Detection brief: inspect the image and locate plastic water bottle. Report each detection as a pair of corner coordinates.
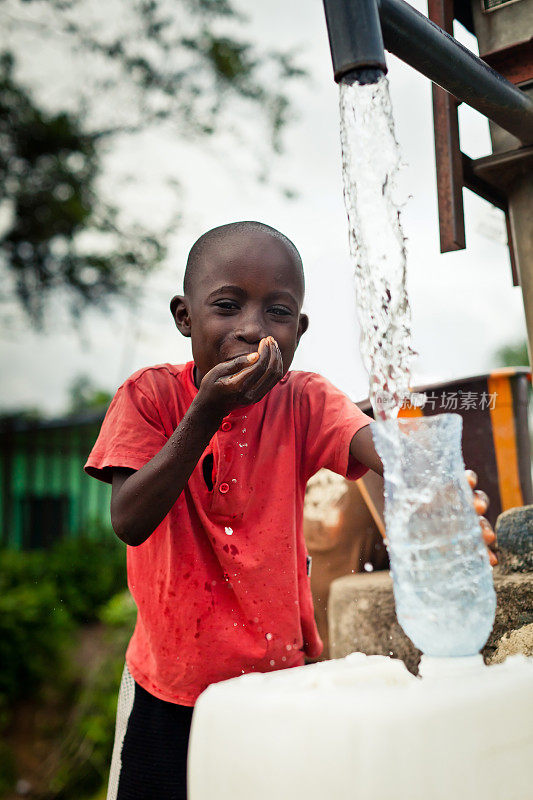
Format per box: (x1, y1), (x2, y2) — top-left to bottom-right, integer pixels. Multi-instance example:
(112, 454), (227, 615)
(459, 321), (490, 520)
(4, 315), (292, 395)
(371, 413), (496, 656)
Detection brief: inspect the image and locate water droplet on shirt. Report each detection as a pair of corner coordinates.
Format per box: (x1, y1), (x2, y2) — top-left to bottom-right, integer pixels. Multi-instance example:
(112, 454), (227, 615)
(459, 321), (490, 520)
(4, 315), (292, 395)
(364, 562), (374, 572)
(286, 644), (292, 651)
(265, 632), (273, 641)
(282, 656), (286, 662)
(225, 527), (233, 535)
(269, 659), (275, 666)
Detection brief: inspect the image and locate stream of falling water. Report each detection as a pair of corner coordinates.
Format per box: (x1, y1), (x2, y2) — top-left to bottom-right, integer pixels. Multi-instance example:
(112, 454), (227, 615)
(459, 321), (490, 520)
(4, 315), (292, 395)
(339, 73), (415, 419)
(339, 72), (497, 657)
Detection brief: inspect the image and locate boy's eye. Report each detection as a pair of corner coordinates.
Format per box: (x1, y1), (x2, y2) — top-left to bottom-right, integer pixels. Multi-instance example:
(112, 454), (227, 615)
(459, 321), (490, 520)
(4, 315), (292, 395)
(268, 305), (292, 317)
(214, 300), (239, 311)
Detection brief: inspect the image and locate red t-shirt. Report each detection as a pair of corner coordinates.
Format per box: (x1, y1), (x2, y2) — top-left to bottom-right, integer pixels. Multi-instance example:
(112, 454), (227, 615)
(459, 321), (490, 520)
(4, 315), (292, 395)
(85, 362), (371, 705)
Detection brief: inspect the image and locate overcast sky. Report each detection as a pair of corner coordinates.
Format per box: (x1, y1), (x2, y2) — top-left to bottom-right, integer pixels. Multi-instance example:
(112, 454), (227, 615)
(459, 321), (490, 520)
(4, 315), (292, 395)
(0, 0), (527, 415)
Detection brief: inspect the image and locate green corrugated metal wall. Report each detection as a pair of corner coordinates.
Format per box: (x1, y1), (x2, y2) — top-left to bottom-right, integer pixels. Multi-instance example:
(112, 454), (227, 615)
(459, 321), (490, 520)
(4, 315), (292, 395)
(0, 414), (111, 549)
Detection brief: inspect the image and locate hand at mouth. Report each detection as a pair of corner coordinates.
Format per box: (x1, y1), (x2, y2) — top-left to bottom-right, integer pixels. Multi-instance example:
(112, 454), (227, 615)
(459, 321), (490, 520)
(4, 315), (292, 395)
(224, 337), (279, 363)
(198, 337), (283, 416)
(224, 350), (257, 362)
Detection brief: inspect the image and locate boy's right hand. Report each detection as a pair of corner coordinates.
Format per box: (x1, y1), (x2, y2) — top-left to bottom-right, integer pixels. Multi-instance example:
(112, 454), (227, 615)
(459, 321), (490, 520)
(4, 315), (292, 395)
(196, 336), (283, 417)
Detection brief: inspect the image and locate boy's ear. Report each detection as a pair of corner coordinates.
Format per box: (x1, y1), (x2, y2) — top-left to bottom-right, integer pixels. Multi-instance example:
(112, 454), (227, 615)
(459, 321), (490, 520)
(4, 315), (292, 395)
(170, 295), (191, 337)
(296, 313), (309, 344)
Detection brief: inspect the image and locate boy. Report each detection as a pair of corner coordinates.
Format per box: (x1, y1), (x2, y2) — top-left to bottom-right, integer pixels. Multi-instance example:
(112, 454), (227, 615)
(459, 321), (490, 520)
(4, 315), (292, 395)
(85, 220), (494, 800)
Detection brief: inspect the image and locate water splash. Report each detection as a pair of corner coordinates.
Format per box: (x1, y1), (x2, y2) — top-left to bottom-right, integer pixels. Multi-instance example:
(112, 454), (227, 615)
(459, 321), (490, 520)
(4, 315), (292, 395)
(339, 73), (415, 419)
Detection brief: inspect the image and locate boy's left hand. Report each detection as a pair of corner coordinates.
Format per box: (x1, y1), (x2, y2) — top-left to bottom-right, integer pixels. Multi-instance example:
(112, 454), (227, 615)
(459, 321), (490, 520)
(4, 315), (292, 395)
(466, 469), (498, 566)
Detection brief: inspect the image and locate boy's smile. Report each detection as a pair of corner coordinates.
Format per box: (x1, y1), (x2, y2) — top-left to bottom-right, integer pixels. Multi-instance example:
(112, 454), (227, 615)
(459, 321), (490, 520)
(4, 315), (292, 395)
(171, 229), (309, 388)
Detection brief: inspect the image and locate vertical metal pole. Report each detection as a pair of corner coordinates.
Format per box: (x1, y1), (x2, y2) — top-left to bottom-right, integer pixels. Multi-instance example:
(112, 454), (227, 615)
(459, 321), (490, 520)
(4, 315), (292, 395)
(428, 0), (465, 252)
(508, 177), (533, 365)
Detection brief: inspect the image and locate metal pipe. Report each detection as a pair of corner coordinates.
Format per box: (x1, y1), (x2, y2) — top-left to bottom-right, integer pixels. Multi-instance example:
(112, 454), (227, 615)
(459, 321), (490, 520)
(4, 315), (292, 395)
(378, 0), (533, 145)
(323, 0), (533, 144)
(323, 0), (387, 81)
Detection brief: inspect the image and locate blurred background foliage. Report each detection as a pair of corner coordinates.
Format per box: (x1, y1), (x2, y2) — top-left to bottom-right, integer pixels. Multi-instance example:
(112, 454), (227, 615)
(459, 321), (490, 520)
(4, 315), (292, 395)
(0, 52), (162, 328)
(0, 0), (306, 328)
(66, 375), (112, 416)
(493, 339), (530, 369)
(0, 534), (133, 799)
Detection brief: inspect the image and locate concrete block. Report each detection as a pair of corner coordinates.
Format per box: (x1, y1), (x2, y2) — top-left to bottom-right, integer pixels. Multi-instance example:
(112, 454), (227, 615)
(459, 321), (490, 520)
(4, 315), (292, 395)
(328, 571), (421, 675)
(329, 569), (533, 674)
(485, 572), (533, 660)
(496, 505), (533, 574)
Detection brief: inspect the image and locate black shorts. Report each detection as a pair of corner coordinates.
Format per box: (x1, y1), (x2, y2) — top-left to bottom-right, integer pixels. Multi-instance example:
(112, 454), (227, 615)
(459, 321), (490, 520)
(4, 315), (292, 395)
(108, 665), (194, 800)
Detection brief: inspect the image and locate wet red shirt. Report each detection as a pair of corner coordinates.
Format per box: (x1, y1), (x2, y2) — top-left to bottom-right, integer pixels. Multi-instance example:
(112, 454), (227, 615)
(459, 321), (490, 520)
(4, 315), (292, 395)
(85, 362), (370, 705)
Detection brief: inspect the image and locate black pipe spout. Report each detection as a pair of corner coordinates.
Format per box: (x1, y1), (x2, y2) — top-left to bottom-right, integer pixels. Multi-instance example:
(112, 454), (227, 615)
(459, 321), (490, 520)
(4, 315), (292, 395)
(323, 0), (387, 83)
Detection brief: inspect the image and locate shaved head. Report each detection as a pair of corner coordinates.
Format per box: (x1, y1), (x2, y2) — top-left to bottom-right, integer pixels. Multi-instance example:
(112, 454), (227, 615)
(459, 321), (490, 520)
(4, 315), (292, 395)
(183, 221), (304, 299)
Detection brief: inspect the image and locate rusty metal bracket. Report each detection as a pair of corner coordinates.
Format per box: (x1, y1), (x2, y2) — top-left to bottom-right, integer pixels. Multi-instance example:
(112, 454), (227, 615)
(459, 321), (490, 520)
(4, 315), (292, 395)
(482, 38), (533, 87)
(466, 146), (533, 285)
(427, 0), (526, 286)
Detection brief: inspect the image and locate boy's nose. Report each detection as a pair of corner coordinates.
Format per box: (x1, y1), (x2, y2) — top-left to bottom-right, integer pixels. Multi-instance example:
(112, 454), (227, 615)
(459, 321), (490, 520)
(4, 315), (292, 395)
(235, 314), (266, 345)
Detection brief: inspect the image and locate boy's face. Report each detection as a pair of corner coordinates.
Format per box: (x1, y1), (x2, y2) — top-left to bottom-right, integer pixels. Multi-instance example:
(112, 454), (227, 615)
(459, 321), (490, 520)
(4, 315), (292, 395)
(171, 230), (308, 386)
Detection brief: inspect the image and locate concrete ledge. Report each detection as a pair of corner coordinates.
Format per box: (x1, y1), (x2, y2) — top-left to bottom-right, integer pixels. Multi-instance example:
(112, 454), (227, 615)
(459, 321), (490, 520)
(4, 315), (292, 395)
(328, 569), (533, 674)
